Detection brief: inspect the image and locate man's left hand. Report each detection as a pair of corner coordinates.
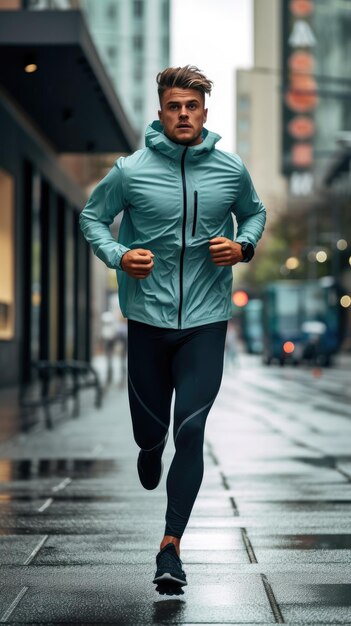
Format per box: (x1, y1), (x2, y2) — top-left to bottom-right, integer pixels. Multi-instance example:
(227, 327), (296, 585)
(209, 237), (243, 266)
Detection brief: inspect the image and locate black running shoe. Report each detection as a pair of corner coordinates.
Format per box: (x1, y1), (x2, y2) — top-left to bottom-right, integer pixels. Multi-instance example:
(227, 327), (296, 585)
(137, 449), (163, 490)
(153, 543), (187, 587)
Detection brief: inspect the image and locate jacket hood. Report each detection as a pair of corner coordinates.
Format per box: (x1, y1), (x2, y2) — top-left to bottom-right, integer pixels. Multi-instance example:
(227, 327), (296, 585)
(145, 120), (221, 160)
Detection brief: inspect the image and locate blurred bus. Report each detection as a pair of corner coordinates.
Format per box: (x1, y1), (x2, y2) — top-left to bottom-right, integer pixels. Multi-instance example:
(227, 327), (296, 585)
(262, 277), (343, 366)
(242, 298), (263, 354)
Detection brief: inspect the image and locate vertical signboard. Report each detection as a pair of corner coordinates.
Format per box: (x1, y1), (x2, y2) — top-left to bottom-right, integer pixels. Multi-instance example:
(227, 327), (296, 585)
(282, 0), (318, 196)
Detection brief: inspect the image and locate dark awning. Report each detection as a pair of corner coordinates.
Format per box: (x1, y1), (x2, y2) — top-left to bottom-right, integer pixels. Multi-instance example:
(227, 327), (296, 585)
(324, 148), (351, 186)
(324, 143), (351, 186)
(0, 10), (138, 153)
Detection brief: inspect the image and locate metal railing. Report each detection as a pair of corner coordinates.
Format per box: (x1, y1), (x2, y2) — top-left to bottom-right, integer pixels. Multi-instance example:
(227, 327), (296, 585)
(19, 360), (103, 430)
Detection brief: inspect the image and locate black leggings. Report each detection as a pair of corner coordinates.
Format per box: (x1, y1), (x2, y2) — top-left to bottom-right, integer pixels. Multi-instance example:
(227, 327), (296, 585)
(127, 319), (227, 538)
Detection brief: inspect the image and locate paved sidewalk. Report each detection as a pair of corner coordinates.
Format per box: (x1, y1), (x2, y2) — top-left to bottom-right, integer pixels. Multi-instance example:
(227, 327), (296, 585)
(0, 354), (351, 624)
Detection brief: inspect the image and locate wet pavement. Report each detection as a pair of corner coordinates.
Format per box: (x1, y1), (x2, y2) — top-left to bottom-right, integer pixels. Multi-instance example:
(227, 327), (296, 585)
(0, 353), (351, 624)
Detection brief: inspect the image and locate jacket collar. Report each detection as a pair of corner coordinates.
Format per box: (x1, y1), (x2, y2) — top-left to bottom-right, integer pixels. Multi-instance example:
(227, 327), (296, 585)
(145, 120), (221, 160)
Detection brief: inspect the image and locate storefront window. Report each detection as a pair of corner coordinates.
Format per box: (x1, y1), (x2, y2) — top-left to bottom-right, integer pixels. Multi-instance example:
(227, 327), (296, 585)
(313, 1), (351, 172)
(0, 168), (15, 340)
(31, 172), (41, 361)
(65, 208), (75, 360)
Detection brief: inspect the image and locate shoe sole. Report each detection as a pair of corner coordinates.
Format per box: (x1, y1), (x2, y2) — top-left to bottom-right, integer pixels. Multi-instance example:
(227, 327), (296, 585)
(153, 572), (187, 587)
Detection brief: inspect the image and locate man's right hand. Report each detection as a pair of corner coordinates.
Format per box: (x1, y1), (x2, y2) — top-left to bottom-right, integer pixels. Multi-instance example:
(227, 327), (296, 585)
(120, 249), (154, 279)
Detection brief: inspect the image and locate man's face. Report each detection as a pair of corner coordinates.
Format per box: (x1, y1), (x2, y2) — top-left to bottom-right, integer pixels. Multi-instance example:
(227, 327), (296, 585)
(158, 88), (208, 146)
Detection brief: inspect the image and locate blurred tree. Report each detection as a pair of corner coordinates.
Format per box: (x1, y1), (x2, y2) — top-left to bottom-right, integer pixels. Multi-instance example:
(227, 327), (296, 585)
(239, 195), (349, 289)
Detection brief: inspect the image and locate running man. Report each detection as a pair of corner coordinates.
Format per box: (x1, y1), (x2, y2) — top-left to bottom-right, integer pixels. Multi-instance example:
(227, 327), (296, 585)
(79, 65), (266, 590)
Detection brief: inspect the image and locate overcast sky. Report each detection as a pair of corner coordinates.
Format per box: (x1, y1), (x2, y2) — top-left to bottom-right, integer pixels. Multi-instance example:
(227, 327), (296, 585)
(171, 0), (253, 153)
(171, 0), (252, 152)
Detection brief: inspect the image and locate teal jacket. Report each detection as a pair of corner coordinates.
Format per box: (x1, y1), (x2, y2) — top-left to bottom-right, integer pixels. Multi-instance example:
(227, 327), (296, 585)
(79, 121), (266, 329)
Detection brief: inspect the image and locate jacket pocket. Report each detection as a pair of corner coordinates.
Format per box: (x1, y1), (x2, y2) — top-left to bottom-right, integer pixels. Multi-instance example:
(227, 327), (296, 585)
(192, 191), (198, 237)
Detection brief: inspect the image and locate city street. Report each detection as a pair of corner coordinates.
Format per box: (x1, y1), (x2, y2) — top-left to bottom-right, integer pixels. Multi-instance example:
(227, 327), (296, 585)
(0, 353), (351, 624)
(1, 2), (351, 624)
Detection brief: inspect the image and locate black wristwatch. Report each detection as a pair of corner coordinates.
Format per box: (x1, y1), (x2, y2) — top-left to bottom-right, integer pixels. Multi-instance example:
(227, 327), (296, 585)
(240, 241), (255, 263)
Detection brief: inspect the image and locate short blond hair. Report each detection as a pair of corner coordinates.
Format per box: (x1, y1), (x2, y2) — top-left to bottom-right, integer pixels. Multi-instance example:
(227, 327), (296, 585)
(156, 65), (213, 104)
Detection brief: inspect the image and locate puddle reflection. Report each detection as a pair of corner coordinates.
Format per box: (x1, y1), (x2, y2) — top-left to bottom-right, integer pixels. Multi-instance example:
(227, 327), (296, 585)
(308, 584), (351, 605)
(153, 598), (186, 622)
(268, 534), (351, 550)
(0, 458), (119, 481)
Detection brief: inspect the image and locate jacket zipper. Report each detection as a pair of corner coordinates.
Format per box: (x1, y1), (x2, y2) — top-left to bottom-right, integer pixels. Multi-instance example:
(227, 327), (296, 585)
(192, 190), (198, 237)
(178, 147), (188, 328)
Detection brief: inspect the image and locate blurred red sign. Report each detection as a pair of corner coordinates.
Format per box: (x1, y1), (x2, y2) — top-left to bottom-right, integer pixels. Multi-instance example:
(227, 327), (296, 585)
(288, 115), (315, 139)
(292, 143), (313, 167)
(285, 74), (319, 112)
(282, 0), (317, 182)
(289, 0), (314, 17)
(288, 51), (314, 73)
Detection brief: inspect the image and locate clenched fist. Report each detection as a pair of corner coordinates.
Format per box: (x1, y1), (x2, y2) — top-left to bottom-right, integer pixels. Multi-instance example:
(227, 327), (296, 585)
(121, 249), (154, 279)
(209, 237), (244, 266)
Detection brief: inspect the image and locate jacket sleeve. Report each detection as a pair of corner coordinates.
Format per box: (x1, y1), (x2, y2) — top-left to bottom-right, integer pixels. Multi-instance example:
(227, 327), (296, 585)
(232, 160), (266, 247)
(79, 159), (130, 269)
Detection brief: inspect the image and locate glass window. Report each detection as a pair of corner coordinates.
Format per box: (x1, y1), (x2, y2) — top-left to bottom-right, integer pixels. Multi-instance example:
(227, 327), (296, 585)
(133, 34), (144, 51)
(162, 0), (169, 25)
(314, 1), (351, 81)
(65, 209), (75, 360)
(28, 0), (79, 8)
(106, 45), (117, 60)
(313, 1), (351, 173)
(31, 172), (41, 361)
(106, 3), (117, 20)
(134, 97), (143, 113)
(276, 288), (299, 316)
(275, 287), (300, 333)
(133, 0), (143, 18)
(305, 285), (325, 318)
(161, 35), (169, 60)
(237, 140), (250, 155)
(238, 96), (250, 112)
(238, 119), (250, 133)
(0, 168), (15, 340)
(134, 65), (143, 81)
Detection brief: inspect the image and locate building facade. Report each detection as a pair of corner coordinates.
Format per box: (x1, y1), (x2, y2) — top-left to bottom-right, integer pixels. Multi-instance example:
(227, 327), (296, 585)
(281, 0), (351, 192)
(0, 8), (136, 388)
(236, 0), (288, 220)
(235, 0), (351, 338)
(80, 0), (170, 139)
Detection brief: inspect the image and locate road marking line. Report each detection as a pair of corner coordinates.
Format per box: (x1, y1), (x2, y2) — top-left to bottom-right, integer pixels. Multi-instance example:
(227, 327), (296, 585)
(241, 525), (285, 623)
(206, 439), (240, 515)
(228, 495), (240, 516)
(37, 497), (53, 513)
(261, 573), (285, 623)
(23, 535), (49, 565)
(0, 586), (29, 622)
(241, 527), (258, 564)
(52, 477), (72, 492)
